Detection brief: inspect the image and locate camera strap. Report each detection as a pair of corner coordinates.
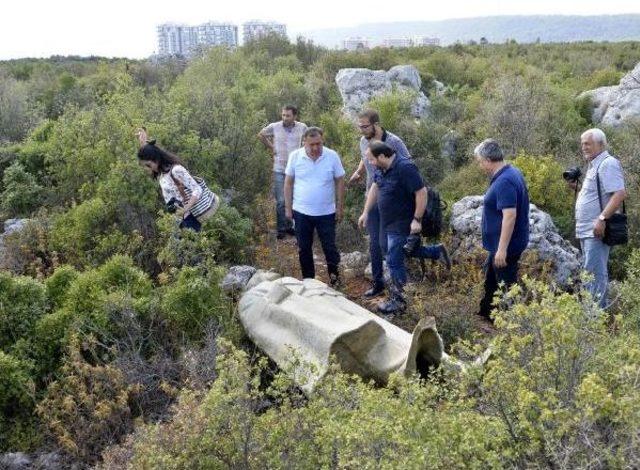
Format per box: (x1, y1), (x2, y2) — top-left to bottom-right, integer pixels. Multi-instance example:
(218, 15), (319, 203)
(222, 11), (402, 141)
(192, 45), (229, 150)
(595, 157), (626, 214)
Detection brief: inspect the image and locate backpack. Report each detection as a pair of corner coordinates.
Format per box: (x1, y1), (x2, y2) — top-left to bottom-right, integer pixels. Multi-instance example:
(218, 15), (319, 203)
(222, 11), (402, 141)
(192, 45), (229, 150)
(421, 187), (446, 239)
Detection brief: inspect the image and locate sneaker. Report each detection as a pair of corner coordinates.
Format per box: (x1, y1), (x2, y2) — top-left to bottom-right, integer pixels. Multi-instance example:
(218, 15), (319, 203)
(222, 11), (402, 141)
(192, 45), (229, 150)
(438, 244), (451, 270)
(377, 296), (407, 315)
(363, 282), (385, 299)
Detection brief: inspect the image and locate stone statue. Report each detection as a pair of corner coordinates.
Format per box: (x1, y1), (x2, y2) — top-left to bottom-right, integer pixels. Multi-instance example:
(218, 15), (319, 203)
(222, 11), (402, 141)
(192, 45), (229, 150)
(237, 271), (468, 393)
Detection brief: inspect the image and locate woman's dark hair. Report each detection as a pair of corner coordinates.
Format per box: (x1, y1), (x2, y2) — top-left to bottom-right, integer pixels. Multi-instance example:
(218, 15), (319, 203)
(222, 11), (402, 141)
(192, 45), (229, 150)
(137, 141), (182, 178)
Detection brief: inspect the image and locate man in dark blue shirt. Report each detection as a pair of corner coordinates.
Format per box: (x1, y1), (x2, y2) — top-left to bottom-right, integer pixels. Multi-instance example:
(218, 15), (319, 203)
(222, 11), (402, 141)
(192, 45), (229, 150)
(475, 139), (530, 321)
(358, 141), (448, 315)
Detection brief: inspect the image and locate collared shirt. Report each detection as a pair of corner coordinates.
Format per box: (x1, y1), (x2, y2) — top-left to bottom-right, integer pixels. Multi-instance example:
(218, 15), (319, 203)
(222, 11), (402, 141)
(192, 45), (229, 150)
(261, 121), (308, 173)
(285, 146), (345, 216)
(360, 129), (412, 190)
(373, 156), (424, 235)
(482, 164), (530, 256)
(575, 150), (625, 239)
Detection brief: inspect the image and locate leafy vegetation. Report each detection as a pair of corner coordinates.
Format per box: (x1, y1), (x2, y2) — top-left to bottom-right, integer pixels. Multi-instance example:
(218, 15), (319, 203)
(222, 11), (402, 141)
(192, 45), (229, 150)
(1, 38), (640, 466)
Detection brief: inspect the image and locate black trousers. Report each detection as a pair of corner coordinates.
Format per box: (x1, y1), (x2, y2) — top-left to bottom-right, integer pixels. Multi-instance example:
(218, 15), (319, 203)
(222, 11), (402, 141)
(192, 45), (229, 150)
(293, 211), (340, 279)
(479, 252), (521, 321)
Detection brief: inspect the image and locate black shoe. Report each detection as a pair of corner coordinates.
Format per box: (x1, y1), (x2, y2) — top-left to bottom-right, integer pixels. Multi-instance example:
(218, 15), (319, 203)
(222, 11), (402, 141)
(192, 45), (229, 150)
(276, 232), (286, 240)
(438, 244), (451, 270)
(363, 282), (385, 299)
(377, 296), (407, 315)
(285, 228), (296, 236)
(329, 273), (342, 289)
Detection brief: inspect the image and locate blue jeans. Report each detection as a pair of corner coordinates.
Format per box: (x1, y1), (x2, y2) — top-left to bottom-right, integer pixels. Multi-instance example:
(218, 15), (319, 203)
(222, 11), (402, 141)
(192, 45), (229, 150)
(386, 232), (441, 288)
(273, 172), (292, 233)
(367, 205), (387, 286)
(293, 211), (340, 279)
(580, 237), (610, 308)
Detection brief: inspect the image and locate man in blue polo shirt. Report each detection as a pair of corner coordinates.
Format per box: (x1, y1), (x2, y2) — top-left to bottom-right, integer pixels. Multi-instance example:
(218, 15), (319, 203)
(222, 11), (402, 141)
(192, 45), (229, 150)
(358, 141), (448, 315)
(474, 139), (530, 322)
(285, 127), (345, 286)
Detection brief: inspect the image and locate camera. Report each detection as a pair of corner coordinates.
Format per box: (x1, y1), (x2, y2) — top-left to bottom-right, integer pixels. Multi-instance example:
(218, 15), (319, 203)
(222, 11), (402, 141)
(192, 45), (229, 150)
(562, 166), (582, 183)
(165, 197), (183, 214)
(402, 234), (422, 257)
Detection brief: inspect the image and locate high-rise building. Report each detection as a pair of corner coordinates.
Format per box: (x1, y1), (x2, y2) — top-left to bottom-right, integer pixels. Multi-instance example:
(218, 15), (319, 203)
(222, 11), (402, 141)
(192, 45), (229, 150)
(242, 21), (287, 43)
(198, 22), (239, 48)
(157, 22), (238, 57)
(342, 37), (370, 51)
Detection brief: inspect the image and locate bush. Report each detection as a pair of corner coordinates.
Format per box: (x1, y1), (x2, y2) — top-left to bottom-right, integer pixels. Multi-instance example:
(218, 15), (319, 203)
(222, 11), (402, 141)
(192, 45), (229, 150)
(45, 264), (79, 309)
(0, 352), (35, 451)
(0, 161), (43, 217)
(0, 272), (47, 350)
(480, 278), (640, 467)
(37, 338), (133, 463)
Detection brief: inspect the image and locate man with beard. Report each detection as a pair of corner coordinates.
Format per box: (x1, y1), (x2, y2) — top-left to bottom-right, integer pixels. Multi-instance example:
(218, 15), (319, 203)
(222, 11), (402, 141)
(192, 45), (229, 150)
(349, 109), (412, 299)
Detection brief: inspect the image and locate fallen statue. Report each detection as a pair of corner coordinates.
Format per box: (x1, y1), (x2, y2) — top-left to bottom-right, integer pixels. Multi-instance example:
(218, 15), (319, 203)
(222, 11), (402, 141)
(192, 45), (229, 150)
(235, 270), (482, 392)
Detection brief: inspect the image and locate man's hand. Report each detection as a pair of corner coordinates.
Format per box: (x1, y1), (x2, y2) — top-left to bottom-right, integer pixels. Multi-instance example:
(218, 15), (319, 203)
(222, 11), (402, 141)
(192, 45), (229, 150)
(593, 218), (606, 238)
(135, 128), (148, 147)
(358, 212), (368, 229)
(285, 208), (293, 221)
(336, 206), (344, 223)
(348, 170), (362, 185)
(410, 219), (421, 234)
(494, 248), (507, 268)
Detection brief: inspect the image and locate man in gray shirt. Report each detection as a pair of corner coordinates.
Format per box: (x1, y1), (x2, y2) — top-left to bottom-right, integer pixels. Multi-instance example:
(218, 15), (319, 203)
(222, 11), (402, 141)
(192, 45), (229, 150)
(258, 105), (308, 239)
(348, 109), (412, 298)
(573, 128), (626, 308)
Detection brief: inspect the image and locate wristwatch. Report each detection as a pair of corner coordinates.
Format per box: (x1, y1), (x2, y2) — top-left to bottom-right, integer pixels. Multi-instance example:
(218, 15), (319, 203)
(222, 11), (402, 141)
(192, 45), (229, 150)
(598, 214), (606, 221)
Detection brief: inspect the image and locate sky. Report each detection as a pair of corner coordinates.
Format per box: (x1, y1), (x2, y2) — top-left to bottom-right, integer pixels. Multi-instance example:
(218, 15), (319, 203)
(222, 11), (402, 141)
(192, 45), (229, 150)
(1, 0), (639, 60)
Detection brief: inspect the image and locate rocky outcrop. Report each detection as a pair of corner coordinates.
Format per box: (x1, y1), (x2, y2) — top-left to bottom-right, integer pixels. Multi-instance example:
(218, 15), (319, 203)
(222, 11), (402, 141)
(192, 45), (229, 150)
(220, 265), (257, 293)
(237, 271), (467, 392)
(580, 62), (640, 127)
(449, 196), (581, 286)
(335, 65), (430, 120)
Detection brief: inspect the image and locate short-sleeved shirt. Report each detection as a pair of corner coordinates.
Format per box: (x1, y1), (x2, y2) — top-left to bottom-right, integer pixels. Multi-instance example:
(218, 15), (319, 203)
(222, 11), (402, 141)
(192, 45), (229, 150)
(360, 129), (412, 190)
(373, 156), (424, 235)
(158, 165), (202, 204)
(261, 121), (308, 173)
(482, 164), (530, 256)
(575, 151), (625, 239)
(285, 146), (345, 216)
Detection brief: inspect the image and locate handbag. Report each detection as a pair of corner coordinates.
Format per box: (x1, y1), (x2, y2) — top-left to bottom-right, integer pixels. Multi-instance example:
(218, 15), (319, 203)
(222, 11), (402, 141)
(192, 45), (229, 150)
(595, 158), (628, 246)
(170, 168), (219, 221)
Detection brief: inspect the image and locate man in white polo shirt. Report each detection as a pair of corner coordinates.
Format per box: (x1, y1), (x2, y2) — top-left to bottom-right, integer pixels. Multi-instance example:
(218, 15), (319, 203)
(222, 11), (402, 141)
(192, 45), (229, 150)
(284, 127), (346, 286)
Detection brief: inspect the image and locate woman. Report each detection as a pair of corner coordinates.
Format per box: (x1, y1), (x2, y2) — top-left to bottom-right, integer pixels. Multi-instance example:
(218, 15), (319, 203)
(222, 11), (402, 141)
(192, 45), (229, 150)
(136, 129), (218, 232)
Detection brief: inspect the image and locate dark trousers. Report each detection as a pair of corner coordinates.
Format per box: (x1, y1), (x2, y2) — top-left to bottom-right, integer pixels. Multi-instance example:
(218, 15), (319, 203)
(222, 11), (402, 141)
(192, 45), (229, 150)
(366, 205), (388, 286)
(479, 252), (521, 321)
(293, 210), (340, 279)
(180, 213), (202, 232)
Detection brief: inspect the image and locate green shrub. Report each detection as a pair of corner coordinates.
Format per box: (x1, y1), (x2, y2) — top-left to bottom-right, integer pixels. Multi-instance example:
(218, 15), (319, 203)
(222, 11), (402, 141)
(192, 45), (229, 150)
(45, 264), (79, 309)
(0, 161), (43, 217)
(0, 351), (35, 451)
(0, 272), (47, 350)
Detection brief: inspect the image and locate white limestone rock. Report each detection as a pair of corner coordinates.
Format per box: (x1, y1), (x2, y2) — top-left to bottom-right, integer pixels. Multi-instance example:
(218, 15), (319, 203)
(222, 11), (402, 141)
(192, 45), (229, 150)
(449, 196), (581, 286)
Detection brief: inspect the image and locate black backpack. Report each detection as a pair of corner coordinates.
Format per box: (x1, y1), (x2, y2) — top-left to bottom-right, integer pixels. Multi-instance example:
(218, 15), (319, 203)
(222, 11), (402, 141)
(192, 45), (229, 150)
(421, 187), (446, 239)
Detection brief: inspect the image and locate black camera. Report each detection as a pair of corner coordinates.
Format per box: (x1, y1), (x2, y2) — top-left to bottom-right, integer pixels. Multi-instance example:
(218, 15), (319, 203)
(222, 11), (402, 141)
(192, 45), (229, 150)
(562, 166), (582, 183)
(165, 197), (183, 214)
(402, 234), (422, 257)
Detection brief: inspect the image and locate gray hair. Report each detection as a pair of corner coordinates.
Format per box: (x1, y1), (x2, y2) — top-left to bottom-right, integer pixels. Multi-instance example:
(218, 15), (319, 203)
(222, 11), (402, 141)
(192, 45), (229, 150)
(581, 128), (607, 147)
(304, 126), (324, 139)
(474, 138), (504, 162)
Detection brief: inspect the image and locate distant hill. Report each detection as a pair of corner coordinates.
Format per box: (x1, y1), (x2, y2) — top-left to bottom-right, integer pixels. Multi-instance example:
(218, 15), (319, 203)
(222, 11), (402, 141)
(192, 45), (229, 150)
(298, 15), (640, 48)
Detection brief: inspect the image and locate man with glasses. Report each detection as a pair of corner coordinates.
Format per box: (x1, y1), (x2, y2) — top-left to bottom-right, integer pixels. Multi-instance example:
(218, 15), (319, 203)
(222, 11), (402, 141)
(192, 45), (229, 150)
(349, 109), (412, 299)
